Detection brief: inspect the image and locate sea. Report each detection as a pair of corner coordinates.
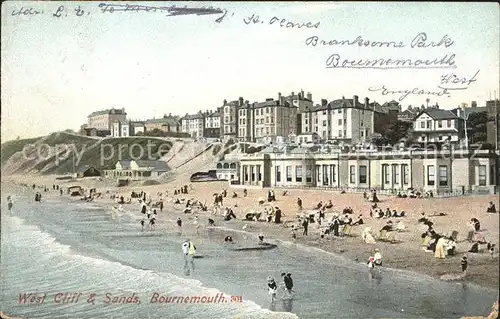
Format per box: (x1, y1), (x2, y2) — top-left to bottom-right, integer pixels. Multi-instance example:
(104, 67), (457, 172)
(1, 183), (497, 319)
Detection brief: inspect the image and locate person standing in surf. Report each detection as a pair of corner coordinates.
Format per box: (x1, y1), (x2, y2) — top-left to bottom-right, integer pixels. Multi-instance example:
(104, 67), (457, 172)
(182, 239), (196, 258)
(267, 276), (278, 303)
(281, 273), (294, 297)
(7, 197), (13, 212)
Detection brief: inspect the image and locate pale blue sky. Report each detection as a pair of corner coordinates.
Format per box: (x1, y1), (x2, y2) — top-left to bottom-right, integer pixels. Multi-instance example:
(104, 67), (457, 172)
(2, 1), (499, 141)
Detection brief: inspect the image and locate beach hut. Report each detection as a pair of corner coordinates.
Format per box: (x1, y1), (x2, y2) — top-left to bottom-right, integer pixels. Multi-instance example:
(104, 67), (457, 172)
(68, 186), (83, 196)
(77, 166), (101, 178)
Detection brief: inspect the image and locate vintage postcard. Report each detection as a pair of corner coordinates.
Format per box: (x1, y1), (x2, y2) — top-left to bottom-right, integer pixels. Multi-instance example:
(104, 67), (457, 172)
(1, 1), (499, 319)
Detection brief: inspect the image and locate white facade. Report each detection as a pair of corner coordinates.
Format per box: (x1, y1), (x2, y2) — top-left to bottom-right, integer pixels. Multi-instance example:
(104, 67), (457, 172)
(181, 115), (205, 138)
(205, 113), (220, 129)
(112, 122), (130, 137)
(413, 110), (462, 143)
(133, 125), (145, 135)
(301, 100), (374, 143)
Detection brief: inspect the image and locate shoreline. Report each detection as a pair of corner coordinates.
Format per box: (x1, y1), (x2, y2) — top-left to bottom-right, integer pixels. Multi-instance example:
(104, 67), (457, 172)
(2, 174), (499, 292)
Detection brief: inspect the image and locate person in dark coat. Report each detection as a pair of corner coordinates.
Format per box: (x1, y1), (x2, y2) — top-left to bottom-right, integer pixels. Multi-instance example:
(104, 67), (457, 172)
(302, 218), (308, 236)
(332, 218), (340, 237)
(274, 208), (282, 224)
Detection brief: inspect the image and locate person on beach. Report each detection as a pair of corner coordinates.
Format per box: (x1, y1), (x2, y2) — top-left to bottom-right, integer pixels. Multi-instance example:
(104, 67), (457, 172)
(258, 234), (265, 243)
(7, 198), (13, 211)
(177, 217), (182, 228)
(367, 256), (375, 269)
(297, 198), (303, 210)
(302, 218), (308, 236)
(224, 236), (233, 243)
(461, 256), (468, 275)
(267, 276), (278, 302)
(149, 217), (156, 230)
(141, 203), (147, 214)
(281, 273), (294, 296)
(140, 219), (145, 231)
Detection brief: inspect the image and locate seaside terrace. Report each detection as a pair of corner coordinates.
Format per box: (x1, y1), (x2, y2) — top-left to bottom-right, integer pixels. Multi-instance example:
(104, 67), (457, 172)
(238, 146), (499, 196)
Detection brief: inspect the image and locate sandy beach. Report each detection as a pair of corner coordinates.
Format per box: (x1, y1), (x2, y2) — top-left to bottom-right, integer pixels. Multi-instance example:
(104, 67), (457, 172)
(5, 173), (499, 292)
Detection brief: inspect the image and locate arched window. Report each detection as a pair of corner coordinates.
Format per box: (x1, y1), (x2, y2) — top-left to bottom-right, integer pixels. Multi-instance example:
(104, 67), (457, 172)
(217, 163), (223, 169)
(230, 163), (236, 169)
(223, 163), (230, 169)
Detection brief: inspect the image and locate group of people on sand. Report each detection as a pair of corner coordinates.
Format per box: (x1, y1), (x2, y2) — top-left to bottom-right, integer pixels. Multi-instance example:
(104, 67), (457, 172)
(139, 199), (157, 231)
(267, 272), (294, 302)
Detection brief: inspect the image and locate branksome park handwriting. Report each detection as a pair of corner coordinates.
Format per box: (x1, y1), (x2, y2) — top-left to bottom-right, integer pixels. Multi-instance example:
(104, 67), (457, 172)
(305, 32), (453, 48)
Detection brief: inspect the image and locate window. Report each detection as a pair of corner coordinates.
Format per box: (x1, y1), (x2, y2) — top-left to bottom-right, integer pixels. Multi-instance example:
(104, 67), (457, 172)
(427, 165), (435, 186)
(316, 165), (321, 182)
(306, 165), (312, 182)
(323, 110), (327, 115)
(359, 165), (367, 184)
(392, 164), (400, 184)
(438, 121), (443, 128)
(338, 119), (342, 125)
(330, 164), (336, 182)
(338, 130), (342, 137)
(244, 166), (248, 181)
(349, 165), (356, 183)
(426, 120), (431, 129)
(296, 166), (303, 182)
(490, 165), (496, 185)
(420, 121), (425, 128)
(257, 165), (262, 181)
(478, 165), (486, 186)
(286, 166), (292, 182)
(382, 164), (390, 184)
(322, 120), (327, 127)
(402, 164), (409, 185)
(338, 109), (342, 113)
(447, 120), (451, 127)
(439, 165), (448, 186)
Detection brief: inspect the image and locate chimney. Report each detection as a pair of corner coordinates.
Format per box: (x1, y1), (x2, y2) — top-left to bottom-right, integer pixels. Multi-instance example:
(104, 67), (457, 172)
(223, 99), (227, 105)
(421, 104), (425, 110)
(471, 101), (477, 108)
(353, 95), (359, 106)
(435, 102), (439, 109)
(321, 99), (328, 107)
(278, 92), (281, 100)
(291, 91), (295, 98)
(364, 97), (369, 109)
(307, 92), (312, 101)
(239, 97), (244, 106)
(408, 105), (412, 110)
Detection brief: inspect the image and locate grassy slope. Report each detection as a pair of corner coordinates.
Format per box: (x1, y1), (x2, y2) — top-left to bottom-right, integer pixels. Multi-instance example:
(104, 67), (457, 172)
(1, 133), (173, 175)
(0, 137), (42, 165)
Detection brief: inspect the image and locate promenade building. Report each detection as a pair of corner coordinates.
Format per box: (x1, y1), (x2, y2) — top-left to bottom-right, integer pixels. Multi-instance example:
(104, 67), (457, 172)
(413, 108), (464, 144)
(298, 96), (396, 144)
(181, 112), (205, 138)
(238, 146), (498, 195)
(145, 114), (181, 133)
(111, 121), (145, 137)
(87, 108), (127, 131)
(204, 109), (221, 140)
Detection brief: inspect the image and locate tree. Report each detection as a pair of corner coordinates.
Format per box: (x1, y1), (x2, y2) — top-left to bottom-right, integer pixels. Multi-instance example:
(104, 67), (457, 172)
(369, 133), (388, 146)
(384, 120), (413, 145)
(467, 111), (488, 144)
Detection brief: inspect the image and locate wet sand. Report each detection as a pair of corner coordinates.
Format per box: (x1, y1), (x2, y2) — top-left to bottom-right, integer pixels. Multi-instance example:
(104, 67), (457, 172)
(5, 174), (499, 290)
